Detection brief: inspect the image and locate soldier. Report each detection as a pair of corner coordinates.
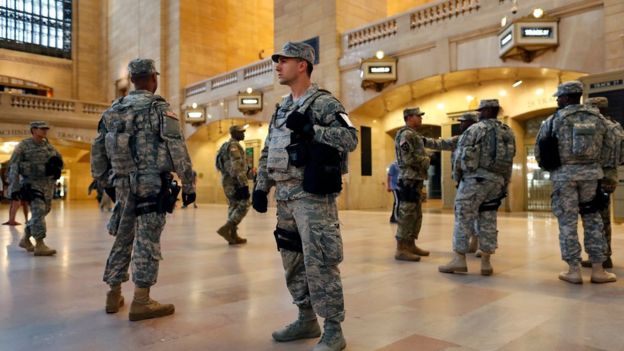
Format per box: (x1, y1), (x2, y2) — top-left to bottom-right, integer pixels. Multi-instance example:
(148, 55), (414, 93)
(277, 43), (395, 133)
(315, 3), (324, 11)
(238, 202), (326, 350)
(91, 58), (196, 321)
(581, 97), (622, 269)
(252, 41), (357, 351)
(393, 107), (431, 262)
(423, 111), (480, 253)
(439, 99), (515, 276)
(8, 121), (62, 256)
(535, 81), (616, 284)
(215, 125), (250, 245)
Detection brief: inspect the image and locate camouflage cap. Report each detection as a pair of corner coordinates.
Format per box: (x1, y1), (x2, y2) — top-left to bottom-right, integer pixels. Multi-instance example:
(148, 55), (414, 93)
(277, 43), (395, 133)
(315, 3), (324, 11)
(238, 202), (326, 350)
(586, 96), (608, 109)
(127, 58), (159, 77)
(229, 125), (247, 133)
(458, 111), (479, 122)
(476, 99), (500, 110)
(403, 107), (425, 117)
(30, 121), (50, 129)
(553, 80), (583, 97)
(271, 41), (315, 65)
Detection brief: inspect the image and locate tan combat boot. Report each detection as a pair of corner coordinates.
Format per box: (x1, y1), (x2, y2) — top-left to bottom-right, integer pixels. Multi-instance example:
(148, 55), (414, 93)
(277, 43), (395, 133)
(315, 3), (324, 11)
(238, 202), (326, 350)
(590, 263), (617, 284)
(313, 319), (346, 351)
(394, 240), (420, 262)
(272, 306), (321, 342)
(216, 221), (235, 244)
(34, 238), (56, 256)
(438, 252), (467, 274)
(407, 240), (430, 257)
(480, 252), (493, 276)
(558, 263), (583, 284)
(229, 226), (248, 245)
(19, 234), (34, 252)
(105, 284), (124, 313)
(468, 235), (478, 253)
(129, 287), (175, 321)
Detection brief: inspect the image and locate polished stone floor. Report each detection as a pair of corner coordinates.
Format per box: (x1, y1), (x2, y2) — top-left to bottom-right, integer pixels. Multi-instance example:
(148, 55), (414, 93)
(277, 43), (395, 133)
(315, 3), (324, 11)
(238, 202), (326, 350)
(1, 200), (623, 351)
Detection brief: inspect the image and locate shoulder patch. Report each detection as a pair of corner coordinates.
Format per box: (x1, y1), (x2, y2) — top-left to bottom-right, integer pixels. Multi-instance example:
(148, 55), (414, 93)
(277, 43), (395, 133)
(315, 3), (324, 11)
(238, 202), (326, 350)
(164, 110), (178, 120)
(400, 141), (410, 152)
(336, 112), (354, 128)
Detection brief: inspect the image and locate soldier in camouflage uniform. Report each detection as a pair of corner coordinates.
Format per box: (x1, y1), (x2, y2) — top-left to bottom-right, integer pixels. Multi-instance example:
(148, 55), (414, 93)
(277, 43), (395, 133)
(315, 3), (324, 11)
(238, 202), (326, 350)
(439, 99), (515, 276)
(536, 81), (616, 284)
(252, 41), (357, 351)
(393, 107), (431, 262)
(581, 97), (622, 269)
(215, 124), (250, 245)
(91, 59), (196, 321)
(8, 121), (62, 256)
(423, 112), (480, 253)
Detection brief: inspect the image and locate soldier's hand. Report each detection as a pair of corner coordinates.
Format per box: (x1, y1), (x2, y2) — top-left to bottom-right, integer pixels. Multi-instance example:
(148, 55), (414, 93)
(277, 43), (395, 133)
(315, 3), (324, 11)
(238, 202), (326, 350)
(252, 190), (268, 213)
(286, 111), (315, 140)
(235, 186), (250, 200)
(182, 192), (196, 206)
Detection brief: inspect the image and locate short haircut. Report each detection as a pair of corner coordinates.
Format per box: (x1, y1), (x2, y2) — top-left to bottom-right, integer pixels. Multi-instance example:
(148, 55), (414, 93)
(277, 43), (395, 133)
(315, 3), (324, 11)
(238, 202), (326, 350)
(299, 59), (313, 77)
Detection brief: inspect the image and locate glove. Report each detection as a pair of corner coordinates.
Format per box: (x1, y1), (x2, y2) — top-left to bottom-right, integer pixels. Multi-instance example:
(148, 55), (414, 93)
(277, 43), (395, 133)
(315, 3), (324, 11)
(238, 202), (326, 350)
(104, 187), (116, 202)
(252, 190), (268, 213)
(286, 111), (315, 140)
(182, 192), (196, 206)
(234, 186), (250, 200)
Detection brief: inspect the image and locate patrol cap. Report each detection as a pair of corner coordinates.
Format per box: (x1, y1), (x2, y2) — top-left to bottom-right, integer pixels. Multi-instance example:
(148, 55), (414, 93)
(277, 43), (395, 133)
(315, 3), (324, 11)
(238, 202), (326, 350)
(586, 96), (608, 109)
(30, 121), (50, 129)
(458, 111), (479, 122)
(229, 125), (247, 133)
(403, 107), (425, 118)
(476, 99), (500, 110)
(128, 58), (159, 77)
(271, 41), (315, 65)
(553, 80), (583, 97)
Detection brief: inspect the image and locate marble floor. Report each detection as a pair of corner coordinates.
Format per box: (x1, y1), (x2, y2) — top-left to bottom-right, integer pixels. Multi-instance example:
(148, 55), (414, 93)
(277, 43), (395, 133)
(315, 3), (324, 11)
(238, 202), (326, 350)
(1, 201), (623, 351)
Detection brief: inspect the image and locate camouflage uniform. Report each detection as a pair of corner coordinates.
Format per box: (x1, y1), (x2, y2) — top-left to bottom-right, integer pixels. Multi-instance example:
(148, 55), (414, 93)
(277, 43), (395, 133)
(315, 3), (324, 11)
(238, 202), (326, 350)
(8, 124), (62, 241)
(585, 96), (622, 264)
(535, 85), (612, 265)
(91, 59), (194, 288)
(394, 110), (430, 242)
(216, 132), (250, 227)
(451, 101), (515, 254)
(256, 82), (357, 323)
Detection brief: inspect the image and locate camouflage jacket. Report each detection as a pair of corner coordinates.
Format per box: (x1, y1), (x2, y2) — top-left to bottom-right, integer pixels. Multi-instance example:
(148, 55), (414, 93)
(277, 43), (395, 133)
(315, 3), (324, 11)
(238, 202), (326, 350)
(256, 84), (358, 200)
(454, 119), (515, 184)
(216, 138), (247, 187)
(535, 104), (612, 181)
(395, 126), (429, 181)
(8, 137), (62, 194)
(423, 135), (459, 152)
(91, 90), (195, 195)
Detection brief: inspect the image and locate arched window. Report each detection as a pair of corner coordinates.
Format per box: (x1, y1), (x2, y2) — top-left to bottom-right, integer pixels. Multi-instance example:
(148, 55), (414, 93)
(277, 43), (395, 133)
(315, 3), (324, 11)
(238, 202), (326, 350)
(0, 0), (72, 59)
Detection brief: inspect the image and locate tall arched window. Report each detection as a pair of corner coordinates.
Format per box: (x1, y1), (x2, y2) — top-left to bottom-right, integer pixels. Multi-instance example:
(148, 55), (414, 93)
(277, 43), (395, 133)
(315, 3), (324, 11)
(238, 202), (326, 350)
(0, 0), (72, 59)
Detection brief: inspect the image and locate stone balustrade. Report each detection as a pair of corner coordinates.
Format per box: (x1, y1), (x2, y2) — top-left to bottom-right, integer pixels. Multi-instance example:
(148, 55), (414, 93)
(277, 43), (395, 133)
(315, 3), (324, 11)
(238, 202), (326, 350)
(0, 92), (108, 128)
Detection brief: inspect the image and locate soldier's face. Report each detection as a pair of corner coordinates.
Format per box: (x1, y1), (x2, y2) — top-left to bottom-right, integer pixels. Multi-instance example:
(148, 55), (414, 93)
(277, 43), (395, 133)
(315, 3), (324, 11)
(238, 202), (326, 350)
(556, 95), (568, 108)
(459, 120), (475, 133)
(275, 57), (304, 85)
(31, 128), (48, 138)
(407, 114), (422, 128)
(232, 131), (245, 141)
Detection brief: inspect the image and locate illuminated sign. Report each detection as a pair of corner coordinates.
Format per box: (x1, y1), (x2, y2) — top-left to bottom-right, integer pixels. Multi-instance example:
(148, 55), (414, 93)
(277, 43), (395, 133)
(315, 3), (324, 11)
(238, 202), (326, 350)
(500, 32), (513, 47)
(241, 98), (259, 105)
(185, 108), (206, 123)
(590, 80), (624, 90)
(237, 92), (263, 114)
(369, 66), (392, 74)
(521, 27), (552, 38)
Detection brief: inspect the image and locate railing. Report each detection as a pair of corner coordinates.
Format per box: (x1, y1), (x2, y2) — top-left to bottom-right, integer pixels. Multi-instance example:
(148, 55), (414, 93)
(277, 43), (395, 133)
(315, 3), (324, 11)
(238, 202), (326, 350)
(184, 58), (274, 99)
(0, 92), (109, 123)
(410, 0), (480, 28)
(344, 0), (481, 50)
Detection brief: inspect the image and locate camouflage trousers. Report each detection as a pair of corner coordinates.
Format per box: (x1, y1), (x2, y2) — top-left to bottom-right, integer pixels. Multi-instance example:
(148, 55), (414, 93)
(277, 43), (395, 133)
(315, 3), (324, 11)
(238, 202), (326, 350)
(103, 177), (166, 288)
(223, 180), (250, 225)
(25, 181), (54, 240)
(276, 194), (345, 322)
(453, 177), (504, 254)
(552, 180), (606, 264)
(601, 202), (612, 257)
(395, 180), (423, 241)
